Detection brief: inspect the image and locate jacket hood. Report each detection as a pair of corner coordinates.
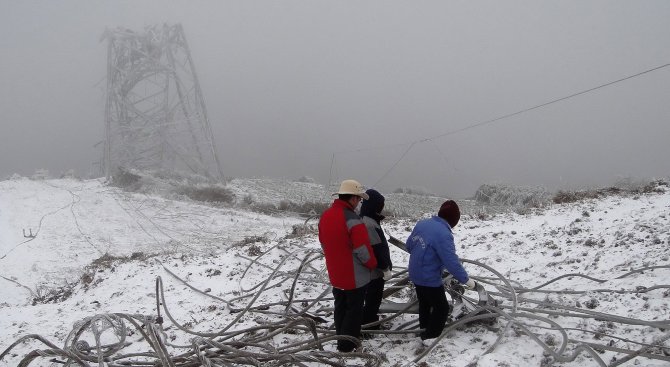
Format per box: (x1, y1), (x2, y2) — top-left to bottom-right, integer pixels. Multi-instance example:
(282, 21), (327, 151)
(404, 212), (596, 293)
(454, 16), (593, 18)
(360, 189), (385, 222)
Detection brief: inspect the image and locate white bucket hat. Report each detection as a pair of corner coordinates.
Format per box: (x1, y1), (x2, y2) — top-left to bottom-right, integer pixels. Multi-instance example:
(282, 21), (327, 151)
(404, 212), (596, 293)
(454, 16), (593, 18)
(333, 179), (369, 200)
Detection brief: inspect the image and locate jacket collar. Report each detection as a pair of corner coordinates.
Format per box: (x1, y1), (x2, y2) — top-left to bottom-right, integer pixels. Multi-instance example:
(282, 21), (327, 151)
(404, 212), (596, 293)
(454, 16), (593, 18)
(432, 215), (453, 232)
(333, 198), (356, 211)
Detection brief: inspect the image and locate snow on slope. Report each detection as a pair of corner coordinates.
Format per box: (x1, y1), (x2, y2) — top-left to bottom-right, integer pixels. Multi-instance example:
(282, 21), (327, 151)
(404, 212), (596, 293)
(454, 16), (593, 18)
(1, 177), (669, 366)
(0, 177), (303, 303)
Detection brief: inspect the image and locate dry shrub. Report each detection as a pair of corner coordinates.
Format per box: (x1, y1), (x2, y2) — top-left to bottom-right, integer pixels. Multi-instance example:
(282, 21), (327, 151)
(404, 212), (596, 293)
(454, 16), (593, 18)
(234, 235), (269, 247)
(553, 189), (606, 204)
(81, 252), (155, 289)
(392, 187), (434, 196)
(254, 200), (328, 216)
(250, 202), (278, 215)
(287, 223), (318, 238)
(109, 168), (235, 204)
(110, 168), (143, 191)
(553, 179), (668, 204)
(90, 253), (123, 268)
(247, 244), (263, 257)
(178, 185), (235, 203)
(242, 194), (254, 205)
(32, 283), (75, 305)
(31, 169), (50, 180)
(475, 183), (551, 208)
(630, 179), (668, 194)
(278, 200), (329, 216)
(296, 176), (315, 183)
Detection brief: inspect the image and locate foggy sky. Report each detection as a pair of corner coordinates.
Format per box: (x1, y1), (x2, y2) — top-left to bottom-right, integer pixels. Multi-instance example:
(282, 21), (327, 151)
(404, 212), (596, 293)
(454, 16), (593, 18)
(1, 1), (669, 198)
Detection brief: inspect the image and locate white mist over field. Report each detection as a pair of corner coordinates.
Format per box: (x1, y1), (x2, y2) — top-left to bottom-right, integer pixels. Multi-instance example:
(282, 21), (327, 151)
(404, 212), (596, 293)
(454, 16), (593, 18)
(2, 1), (670, 198)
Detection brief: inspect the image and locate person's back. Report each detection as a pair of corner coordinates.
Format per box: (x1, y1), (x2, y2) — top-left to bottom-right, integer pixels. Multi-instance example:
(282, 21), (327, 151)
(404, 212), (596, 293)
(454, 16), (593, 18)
(318, 179), (377, 352)
(405, 200), (474, 341)
(407, 216), (468, 286)
(319, 199), (375, 290)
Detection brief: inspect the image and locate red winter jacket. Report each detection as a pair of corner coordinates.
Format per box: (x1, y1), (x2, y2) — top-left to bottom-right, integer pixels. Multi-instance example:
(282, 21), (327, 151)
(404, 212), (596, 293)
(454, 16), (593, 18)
(319, 199), (377, 290)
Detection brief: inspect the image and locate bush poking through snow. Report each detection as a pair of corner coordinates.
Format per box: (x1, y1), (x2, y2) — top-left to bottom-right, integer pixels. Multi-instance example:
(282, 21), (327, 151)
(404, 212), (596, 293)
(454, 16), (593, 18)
(553, 188), (613, 204)
(288, 223), (318, 238)
(278, 200), (329, 216)
(78, 252), (155, 290)
(177, 184), (235, 203)
(248, 200), (329, 216)
(108, 168), (236, 203)
(247, 244), (263, 257)
(243, 194), (254, 205)
(234, 235), (269, 247)
(474, 183), (551, 208)
(392, 187), (435, 196)
(32, 282), (75, 305)
(553, 179), (668, 204)
(110, 168), (143, 190)
(31, 169), (51, 180)
(585, 298), (600, 309)
(296, 176), (315, 183)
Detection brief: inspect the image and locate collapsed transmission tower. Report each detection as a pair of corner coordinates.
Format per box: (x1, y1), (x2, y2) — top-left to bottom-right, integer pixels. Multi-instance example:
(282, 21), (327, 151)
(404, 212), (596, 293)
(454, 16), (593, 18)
(102, 24), (223, 180)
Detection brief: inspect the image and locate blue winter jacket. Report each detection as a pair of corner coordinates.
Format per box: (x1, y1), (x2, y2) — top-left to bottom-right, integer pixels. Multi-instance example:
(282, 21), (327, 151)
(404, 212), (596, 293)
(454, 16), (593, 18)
(407, 216), (469, 287)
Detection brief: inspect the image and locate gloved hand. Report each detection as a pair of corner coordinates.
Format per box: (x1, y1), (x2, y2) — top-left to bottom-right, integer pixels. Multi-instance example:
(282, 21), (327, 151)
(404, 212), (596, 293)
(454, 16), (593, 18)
(464, 278), (477, 290)
(382, 269), (392, 281)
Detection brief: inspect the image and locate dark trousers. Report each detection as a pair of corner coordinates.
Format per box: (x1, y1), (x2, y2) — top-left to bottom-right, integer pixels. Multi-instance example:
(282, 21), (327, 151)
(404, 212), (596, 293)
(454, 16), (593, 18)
(362, 277), (385, 329)
(332, 285), (368, 352)
(415, 284), (450, 340)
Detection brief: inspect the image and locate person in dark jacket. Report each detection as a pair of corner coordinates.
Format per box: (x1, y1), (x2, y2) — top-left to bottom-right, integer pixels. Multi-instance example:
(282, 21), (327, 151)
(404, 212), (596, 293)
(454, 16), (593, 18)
(406, 200), (477, 341)
(319, 179), (378, 352)
(360, 189), (393, 335)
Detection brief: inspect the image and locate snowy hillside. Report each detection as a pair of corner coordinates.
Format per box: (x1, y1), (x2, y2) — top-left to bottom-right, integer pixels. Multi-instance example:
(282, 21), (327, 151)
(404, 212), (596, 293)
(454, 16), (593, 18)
(1, 176), (669, 366)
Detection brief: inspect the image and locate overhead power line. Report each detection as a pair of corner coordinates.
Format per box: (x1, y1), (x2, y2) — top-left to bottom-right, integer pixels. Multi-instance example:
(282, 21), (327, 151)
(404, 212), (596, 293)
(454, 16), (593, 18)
(363, 62), (670, 186)
(427, 62), (670, 142)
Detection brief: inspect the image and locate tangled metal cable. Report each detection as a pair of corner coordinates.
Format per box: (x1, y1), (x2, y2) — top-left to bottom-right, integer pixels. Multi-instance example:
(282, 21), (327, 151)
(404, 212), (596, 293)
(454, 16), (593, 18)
(2, 237), (669, 366)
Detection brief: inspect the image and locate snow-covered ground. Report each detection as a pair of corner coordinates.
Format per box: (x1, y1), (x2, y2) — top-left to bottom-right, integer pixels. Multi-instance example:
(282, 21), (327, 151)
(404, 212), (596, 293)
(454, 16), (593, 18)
(1, 176), (669, 366)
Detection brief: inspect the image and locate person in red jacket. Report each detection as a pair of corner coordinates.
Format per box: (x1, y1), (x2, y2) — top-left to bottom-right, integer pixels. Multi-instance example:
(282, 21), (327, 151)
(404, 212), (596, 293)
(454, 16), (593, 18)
(319, 179), (378, 352)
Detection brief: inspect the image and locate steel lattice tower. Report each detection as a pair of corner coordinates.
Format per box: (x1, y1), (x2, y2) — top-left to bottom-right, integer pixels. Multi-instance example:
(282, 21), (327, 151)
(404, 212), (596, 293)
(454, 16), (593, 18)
(102, 24), (223, 180)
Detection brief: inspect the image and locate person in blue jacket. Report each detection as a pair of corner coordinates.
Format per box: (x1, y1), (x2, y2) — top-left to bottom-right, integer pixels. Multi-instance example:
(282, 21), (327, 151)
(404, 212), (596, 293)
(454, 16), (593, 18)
(406, 200), (477, 341)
